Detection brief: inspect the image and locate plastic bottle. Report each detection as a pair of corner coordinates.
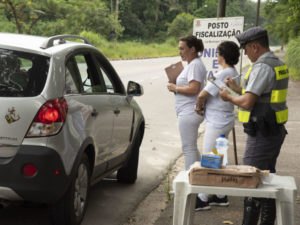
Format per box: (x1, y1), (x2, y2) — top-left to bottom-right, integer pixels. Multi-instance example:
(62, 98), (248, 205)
(215, 134), (229, 166)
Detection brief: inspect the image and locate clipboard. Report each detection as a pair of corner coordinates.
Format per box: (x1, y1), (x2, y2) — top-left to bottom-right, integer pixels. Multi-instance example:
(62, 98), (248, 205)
(164, 61), (184, 84)
(208, 78), (240, 96)
(208, 78), (224, 90)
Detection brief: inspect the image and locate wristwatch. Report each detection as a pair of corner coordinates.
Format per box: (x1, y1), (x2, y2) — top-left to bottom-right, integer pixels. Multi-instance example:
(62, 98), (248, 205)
(175, 87), (179, 94)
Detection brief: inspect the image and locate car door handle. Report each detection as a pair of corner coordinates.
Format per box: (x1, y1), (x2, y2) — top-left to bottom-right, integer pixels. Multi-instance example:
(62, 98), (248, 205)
(114, 109), (120, 115)
(91, 109), (98, 117)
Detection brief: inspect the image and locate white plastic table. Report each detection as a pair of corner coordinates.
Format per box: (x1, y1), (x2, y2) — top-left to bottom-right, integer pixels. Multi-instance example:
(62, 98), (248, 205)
(172, 171), (297, 225)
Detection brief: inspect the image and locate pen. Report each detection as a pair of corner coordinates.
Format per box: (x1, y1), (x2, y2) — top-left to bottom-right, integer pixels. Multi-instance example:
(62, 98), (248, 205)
(208, 73), (242, 81)
(232, 73), (242, 80)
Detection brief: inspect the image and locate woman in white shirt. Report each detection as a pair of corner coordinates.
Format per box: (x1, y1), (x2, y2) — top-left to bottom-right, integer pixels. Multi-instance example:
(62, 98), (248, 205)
(195, 41), (240, 210)
(167, 35), (207, 171)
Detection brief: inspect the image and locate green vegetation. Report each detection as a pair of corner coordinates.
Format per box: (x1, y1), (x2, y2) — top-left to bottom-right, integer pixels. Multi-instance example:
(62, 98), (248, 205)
(0, 0), (299, 62)
(263, 0), (300, 81)
(80, 31), (178, 59)
(263, 0), (300, 44)
(285, 37), (300, 81)
(99, 39), (179, 60)
(0, 0), (258, 60)
(167, 13), (194, 40)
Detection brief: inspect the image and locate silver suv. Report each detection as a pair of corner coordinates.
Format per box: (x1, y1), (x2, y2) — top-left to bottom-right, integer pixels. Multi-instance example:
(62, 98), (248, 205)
(0, 33), (145, 225)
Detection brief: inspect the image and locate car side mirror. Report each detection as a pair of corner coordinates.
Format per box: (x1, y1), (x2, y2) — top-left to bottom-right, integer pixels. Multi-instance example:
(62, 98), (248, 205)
(127, 81), (143, 96)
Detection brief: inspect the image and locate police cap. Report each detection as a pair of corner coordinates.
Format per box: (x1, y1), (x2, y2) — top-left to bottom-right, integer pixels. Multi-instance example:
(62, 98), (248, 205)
(236, 26), (268, 48)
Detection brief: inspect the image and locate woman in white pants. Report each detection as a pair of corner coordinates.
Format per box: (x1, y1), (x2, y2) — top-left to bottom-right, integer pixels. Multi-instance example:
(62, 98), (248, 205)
(195, 41), (240, 210)
(167, 35), (207, 171)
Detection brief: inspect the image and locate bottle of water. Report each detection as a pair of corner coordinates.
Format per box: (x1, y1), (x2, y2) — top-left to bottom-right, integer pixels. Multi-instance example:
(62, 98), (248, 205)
(215, 134), (229, 166)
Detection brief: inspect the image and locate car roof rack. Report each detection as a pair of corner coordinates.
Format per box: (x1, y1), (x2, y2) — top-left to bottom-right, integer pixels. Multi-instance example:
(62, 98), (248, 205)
(40, 34), (91, 49)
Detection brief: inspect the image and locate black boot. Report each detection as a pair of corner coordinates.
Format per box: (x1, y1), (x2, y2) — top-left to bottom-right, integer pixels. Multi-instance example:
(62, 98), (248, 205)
(260, 198), (276, 225)
(242, 197), (261, 225)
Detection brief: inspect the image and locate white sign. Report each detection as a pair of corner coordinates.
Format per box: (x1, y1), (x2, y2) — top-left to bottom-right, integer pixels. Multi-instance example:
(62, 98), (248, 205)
(193, 17), (244, 77)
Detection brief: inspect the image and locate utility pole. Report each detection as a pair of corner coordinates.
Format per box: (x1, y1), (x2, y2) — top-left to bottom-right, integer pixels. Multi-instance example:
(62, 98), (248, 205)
(217, 0), (226, 17)
(255, 0), (261, 26)
(116, 0), (119, 17)
(217, 0), (239, 165)
(114, 0), (119, 47)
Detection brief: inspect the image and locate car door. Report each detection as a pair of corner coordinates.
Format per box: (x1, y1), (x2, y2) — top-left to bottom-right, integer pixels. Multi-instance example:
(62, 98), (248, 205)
(93, 53), (133, 166)
(64, 51), (115, 166)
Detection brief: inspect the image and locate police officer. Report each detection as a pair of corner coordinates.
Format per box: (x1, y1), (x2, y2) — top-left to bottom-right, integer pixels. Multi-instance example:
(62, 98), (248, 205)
(219, 26), (288, 225)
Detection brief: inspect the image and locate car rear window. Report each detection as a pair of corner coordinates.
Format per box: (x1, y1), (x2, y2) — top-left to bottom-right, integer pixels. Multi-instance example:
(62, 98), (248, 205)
(0, 48), (49, 97)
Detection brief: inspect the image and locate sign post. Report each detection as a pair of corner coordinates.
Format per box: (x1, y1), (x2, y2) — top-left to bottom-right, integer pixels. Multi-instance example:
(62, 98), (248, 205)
(193, 17), (244, 165)
(193, 17), (244, 76)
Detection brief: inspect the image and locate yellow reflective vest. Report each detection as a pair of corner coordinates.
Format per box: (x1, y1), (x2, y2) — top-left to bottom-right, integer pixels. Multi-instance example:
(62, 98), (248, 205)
(238, 55), (289, 124)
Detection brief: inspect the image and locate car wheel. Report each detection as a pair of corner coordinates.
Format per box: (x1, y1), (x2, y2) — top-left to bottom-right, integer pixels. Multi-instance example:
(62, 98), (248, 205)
(117, 130), (142, 183)
(49, 154), (90, 225)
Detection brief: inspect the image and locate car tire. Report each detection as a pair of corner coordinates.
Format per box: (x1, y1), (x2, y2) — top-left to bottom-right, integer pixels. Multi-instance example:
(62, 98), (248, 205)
(117, 130), (142, 183)
(49, 154), (90, 225)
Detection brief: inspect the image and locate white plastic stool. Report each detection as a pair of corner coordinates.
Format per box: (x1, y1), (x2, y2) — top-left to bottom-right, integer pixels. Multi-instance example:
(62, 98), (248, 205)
(172, 171), (297, 225)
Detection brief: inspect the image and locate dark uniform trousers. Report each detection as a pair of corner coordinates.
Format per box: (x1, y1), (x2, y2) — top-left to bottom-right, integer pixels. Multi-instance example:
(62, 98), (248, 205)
(242, 125), (287, 225)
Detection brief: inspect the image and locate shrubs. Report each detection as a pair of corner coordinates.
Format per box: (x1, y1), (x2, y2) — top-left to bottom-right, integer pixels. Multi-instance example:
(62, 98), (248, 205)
(286, 37), (300, 81)
(100, 41), (178, 60)
(79, 31), (108, 47)
(79, 31), (178, 59)
(167, 13), (194, 39)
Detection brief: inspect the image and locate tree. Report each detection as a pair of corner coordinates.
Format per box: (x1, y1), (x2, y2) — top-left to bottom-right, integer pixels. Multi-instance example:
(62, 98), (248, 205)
(0, 0), (45, 34)
(167, 12), (194, 39)
(118, 0), (147, 40)
(32, 0), (124, 39)
(193, 0), (218, 18)
(0, 0), (124, 39)
(119, 0), (173, 41)
(1, 0), (295, 45)
(227, 0), (257, 29)
(263, 0), (300, 43)
(289, 0), (300, 24)
(193, 0), (257, 29)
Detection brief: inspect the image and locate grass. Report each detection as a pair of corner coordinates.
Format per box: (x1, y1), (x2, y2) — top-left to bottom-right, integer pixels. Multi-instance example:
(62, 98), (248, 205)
(98, 40), (178, 60)
(79, 31), (178, 60)
(285, 37), (300, 81)
(288, 67), (300, 81)
(165, 172), (172, 202)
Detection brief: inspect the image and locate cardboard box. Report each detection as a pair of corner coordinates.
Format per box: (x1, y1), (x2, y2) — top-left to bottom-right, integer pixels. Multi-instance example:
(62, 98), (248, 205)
(201, 153), (223, 169)
(189, 163), (264, 188)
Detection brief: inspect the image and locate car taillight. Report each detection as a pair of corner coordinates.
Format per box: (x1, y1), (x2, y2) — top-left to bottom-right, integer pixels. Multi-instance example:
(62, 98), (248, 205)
(26, 98), (68, 137)
(39, 107), (59, 124)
